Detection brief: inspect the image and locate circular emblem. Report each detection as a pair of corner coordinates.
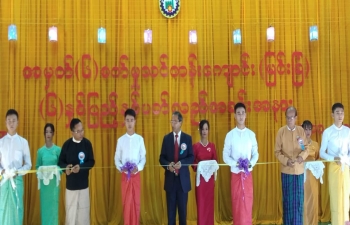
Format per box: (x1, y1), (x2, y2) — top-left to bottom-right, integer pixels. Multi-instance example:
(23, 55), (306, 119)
(78, 152), (85, 164)
(180, 143), (187, 151)
(159, 0), (181, 19)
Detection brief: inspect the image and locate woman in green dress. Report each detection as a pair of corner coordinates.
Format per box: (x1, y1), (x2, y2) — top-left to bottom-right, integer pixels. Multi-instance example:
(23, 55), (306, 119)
(36, 123), (61, 225)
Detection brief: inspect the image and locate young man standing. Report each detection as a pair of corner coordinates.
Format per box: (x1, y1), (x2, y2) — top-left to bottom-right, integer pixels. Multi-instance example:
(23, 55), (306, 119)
(223, 103), (259, 225)
(0, 109), (32, 225)
(114, 108), (146, 225)
(58, 118), (95, 225)
(320, 103), (350, 225)
(275, 106), (308, 225)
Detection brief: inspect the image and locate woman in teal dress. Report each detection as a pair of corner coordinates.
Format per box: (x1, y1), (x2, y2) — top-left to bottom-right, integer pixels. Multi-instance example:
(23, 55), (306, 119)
(36, 123), (61, 225)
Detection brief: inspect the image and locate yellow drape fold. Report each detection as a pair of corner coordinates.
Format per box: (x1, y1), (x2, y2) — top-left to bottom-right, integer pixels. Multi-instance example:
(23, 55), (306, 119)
(1, 0), (349, 224)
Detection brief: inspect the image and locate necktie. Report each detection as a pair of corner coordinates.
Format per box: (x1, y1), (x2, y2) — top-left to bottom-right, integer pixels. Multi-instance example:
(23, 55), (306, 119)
(174, 134), (179, 175)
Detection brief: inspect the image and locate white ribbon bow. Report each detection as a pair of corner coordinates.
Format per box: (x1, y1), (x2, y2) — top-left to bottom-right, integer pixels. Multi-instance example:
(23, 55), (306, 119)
(196, 160), (219, 187)
(0, 169), (17, 189)
(304, 161), (325, 184)
(339, 155), (350, 171)
(37, 166), (61, 190)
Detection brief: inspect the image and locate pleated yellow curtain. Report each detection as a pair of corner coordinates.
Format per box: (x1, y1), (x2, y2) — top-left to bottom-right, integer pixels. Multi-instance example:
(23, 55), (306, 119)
(1, 0), (350, 224)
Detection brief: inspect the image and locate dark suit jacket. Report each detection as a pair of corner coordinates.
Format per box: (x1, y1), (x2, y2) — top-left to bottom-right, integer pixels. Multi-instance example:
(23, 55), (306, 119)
(159, 131), (194, 193)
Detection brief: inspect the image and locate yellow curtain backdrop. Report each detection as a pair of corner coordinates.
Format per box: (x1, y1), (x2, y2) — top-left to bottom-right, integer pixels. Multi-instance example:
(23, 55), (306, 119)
(0, 0), (349, 224)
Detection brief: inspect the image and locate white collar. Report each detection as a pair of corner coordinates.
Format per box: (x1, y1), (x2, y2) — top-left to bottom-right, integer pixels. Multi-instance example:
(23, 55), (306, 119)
(126, 132), (135, 138)
(287, 125), (296, 131)
(6, 133), (18, 139)
(235, 126), (246, 132)
(332, 124), (343, 131)
(173, 131), (182, 137)
(72, 137), (82, 143)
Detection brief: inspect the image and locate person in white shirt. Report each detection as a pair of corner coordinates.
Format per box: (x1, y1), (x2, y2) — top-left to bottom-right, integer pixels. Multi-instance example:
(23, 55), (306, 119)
(320, 103), (350, 225)
(223, 103), (259, 225)
(114, 108), (146, 225)
(0, 109), (32, 225)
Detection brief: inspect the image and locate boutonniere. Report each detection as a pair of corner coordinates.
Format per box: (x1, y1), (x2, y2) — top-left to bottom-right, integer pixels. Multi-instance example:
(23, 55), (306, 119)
(207, 147), (211, 152)
(180, 143), (187, 154)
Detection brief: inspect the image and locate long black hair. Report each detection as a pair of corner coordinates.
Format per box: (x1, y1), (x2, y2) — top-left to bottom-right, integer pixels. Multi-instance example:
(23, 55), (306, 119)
(44, 123), (55, 135)
(199, 120), (210, 136)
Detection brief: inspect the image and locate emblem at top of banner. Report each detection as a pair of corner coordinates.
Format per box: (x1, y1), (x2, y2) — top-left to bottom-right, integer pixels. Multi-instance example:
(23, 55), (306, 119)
(159, 0), (181, 19)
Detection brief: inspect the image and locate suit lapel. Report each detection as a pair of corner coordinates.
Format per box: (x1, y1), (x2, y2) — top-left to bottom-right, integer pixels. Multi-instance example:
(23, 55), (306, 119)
(178, 133), (183, 156)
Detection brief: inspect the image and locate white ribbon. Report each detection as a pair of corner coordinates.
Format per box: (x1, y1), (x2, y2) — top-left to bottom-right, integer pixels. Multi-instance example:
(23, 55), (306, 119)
(0, 169), (17, 189)
(37, 166), (61, 190)
(304, 161), (325, 184)
(339, 155), (350, 172)
(196, 160), (219, 187)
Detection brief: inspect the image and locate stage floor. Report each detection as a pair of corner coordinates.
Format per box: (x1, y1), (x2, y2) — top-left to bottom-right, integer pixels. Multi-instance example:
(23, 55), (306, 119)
(264, 223), (330, 225)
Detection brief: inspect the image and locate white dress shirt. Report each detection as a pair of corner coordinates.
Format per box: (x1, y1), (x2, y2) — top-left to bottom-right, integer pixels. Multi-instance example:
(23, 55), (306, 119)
(223, 127), (259, 173)
(173, 131), (181, 146)
(0, 133), (32, 175)
(320, 124), (350, 165)
(114, 133), (146, 172)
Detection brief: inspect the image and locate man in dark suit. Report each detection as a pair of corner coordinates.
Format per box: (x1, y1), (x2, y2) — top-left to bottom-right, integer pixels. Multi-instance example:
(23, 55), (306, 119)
(159, 111), (194, 225)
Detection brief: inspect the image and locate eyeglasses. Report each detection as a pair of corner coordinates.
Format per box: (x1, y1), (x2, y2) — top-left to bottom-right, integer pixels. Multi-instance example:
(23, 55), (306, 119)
(72, 129), (84, 134)
(286, 116), (295, 121)
(170, 120), (180, 124)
